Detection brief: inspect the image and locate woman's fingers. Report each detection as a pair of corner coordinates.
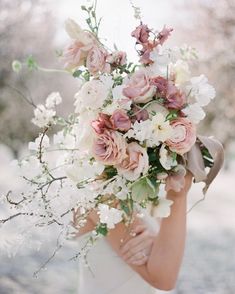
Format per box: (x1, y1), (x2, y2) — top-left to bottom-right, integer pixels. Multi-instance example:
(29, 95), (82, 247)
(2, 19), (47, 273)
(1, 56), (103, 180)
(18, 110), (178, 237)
(120, 229), (153, 255)
(122, 238), (153, 261)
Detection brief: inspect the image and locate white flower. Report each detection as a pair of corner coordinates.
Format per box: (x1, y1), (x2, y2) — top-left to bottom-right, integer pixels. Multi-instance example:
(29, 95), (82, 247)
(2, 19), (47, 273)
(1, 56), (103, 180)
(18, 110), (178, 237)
(149, 45), (170, 77)
(28, 134), (50, 151)
(189, 75), (216, 106)
(159, 144), (177, 170)
(154, 198), (173, 218)
(170, 59), (190, 85)
(45, 92), (62, 108)
(151, 113), (173, 144)
(66, 160), (105, 183)
(53, 131), (76, 149)
(103, 176), (129, 200)
(32, 105), (55, 128)
(98, 204), (123, 229)
(125, 119), (153, 144)
(145, 103), (169, 118)
(74, 79), (110, 112)
(182, 103), (206, 124)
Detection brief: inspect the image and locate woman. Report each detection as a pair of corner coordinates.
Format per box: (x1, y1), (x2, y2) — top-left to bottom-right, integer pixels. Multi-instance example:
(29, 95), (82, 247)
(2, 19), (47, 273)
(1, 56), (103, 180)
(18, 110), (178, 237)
(75, 172), (192, 293)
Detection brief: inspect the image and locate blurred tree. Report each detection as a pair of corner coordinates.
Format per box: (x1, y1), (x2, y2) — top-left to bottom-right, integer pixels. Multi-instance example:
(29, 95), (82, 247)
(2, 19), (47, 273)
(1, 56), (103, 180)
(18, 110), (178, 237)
(0, 0), (59, 157)
(176, 0), (235, 151)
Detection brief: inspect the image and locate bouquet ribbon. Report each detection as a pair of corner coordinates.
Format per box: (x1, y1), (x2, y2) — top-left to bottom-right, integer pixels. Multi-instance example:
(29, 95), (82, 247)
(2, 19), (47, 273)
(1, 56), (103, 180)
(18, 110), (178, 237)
(184, 135), (224, 194)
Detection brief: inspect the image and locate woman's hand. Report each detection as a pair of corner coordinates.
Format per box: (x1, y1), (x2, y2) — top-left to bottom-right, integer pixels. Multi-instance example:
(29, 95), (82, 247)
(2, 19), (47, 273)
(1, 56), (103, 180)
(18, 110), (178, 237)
(120, 224), (155, 266)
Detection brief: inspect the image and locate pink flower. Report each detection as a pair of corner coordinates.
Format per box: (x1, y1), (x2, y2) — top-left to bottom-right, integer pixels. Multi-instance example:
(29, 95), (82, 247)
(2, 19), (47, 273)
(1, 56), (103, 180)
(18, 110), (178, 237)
(86, 46), (110, 75)
(93, 130), (127, 165)
(63, 40), (93, 69)
(165, 84), (186, 109)
(106, 51), (127, 67)
(166, 117), (196, 155)
(151, 76), (186, 109)
(165, 165), (186, 192)
(91, 113), (113, 134)
(117, 142), (149, 181)
(123, 69), (156, 103)
(110, 110), (131, 132)
(151, 76), (168, 97)
(157, 26), (173, 45)
(131, 105), (149, 122)
(131, 24), (151, 44)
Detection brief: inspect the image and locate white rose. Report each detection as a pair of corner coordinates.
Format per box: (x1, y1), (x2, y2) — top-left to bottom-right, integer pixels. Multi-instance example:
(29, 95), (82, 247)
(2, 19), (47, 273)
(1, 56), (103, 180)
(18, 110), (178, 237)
(74, 79), (109, 111)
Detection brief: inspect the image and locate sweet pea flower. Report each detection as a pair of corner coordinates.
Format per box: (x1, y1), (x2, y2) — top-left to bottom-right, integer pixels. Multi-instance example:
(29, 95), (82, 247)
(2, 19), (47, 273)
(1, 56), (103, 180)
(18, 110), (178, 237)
(157, 25), (173, 45)
(166, 117), (196, 154)
(131, 24), (151, 44)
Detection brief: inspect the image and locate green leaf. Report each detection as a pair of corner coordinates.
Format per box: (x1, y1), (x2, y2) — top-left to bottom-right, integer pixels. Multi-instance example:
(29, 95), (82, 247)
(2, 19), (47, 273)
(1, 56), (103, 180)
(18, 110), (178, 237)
(131, 177), (156, 202)
(73, 70), (83, 78)
(96, 223), (108, 236)
(26, 55), (38, 71)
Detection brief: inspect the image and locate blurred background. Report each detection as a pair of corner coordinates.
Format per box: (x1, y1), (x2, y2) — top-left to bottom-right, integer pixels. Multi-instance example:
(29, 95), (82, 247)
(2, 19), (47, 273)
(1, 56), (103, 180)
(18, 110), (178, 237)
(0, 0), (234, 293)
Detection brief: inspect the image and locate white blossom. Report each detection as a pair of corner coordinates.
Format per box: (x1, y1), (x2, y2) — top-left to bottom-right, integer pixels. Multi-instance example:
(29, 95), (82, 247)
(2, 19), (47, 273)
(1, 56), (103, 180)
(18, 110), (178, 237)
(45, 92), (62, 108)
(182, 103), (206, 124)
(159, 144), (177, 170)
(170, 59), (191, 85)
(28, 134), (50, 151)
(188, 75), (216, 106)
(98, 204), (123, 229)
(151, 113), (173, 144)
(32, 105), (55, 128)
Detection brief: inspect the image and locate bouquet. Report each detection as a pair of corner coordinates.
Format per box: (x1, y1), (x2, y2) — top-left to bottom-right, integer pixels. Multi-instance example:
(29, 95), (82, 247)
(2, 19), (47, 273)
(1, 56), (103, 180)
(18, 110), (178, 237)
(1, 1), (224, 270)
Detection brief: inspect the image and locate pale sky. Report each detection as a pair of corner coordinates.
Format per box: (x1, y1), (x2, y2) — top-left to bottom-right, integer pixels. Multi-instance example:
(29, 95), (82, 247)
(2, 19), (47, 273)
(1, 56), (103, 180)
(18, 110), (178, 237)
(51, 0), (185, 62)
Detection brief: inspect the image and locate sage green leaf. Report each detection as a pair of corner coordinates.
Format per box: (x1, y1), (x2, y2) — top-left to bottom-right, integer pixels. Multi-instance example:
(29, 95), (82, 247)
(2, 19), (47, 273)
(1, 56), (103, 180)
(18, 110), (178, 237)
(131, 177), (156, 202)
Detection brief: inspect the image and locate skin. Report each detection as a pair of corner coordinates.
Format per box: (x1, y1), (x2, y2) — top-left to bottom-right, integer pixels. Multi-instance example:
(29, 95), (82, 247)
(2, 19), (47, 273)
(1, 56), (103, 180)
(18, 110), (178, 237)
(75, 172), (192, 291)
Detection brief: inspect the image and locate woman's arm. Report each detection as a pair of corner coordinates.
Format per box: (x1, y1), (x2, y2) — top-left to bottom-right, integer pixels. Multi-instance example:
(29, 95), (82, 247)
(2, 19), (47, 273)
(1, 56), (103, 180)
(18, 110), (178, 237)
(102, 172), (192, 290)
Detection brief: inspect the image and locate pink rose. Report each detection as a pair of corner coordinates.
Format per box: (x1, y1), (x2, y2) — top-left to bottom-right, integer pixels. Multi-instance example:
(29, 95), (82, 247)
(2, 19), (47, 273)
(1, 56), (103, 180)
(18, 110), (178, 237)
(131, 24), (150, 44)
(106, 51), (127, 67)
(157, 26), (173, 45)
(165, 165), (186, 192)
(86, 46), (110, 75)
(93, 130), (127, 165)
(91, 113), (113, 134)
(117, 142), (149, 181)
(123, 69), (156, 103)
(166, 117), (196, 155)
(63, 39), (93, 69)
(110, 110), (131, 132)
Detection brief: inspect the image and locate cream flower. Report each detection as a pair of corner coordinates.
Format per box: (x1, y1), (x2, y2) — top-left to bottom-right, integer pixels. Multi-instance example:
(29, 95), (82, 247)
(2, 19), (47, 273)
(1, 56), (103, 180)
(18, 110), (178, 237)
(151, 113), (173, 144)
(98, 204), (123, 229)
(159, 144), (177, 170)
(170, 59), (191, 85)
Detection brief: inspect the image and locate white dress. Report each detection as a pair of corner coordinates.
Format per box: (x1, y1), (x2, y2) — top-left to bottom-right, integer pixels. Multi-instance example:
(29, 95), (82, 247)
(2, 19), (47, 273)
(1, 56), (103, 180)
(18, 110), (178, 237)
(77, 211), (160, 294)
